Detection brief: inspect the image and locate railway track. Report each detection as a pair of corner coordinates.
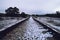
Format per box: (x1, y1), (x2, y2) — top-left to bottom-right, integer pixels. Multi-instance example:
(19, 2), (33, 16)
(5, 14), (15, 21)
(0, 17), (59, 40)
(33, 17), (60, 40)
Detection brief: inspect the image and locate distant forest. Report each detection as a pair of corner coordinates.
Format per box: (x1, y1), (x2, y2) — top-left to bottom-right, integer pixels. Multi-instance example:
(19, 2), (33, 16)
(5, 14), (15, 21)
(32, 11), (60, 18)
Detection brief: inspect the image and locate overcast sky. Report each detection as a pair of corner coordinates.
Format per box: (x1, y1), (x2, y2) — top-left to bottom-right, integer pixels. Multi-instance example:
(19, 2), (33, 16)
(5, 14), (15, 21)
(0, 0), (60, 14)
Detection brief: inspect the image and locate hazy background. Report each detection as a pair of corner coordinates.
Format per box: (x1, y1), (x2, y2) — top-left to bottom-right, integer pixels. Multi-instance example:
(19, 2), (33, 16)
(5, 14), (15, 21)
(0, 0), (60, 14)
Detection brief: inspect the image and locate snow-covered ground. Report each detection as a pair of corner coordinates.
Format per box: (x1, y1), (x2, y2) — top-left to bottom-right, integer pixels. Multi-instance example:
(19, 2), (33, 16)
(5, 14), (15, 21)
(1, 17), (55, 40)
(0, 17), (25, 29)
(35, 17), (60, 33)
(37, 17), (60, 26)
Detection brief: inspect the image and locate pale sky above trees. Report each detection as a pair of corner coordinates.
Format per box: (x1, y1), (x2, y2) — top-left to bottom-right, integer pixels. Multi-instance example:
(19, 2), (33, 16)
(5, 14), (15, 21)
(0, 0), (60, 14)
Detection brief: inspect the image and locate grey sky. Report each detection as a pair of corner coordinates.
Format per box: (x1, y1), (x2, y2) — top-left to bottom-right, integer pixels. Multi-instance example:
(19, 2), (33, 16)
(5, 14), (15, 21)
(0, 0), (60, 14)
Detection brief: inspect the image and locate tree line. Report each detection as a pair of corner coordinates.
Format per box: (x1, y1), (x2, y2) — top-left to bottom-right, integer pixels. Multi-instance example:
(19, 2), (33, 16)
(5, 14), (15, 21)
(32, 11), (60, 18)
(0, 7), (29, 18)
